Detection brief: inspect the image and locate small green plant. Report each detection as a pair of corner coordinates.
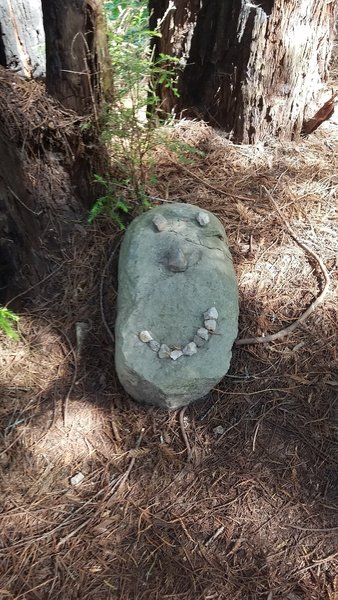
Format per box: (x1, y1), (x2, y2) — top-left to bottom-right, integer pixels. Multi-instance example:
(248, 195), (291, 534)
(89, 2), (202, 224)
(101, 2), (182, 192)
(0, 306), (19, 340)
(88, 175), (130, 229)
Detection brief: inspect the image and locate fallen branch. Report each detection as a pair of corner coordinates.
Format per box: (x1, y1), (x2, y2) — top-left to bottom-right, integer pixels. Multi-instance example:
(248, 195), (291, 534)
(236, 187), (330, 346)
(302, 91), (337, 135)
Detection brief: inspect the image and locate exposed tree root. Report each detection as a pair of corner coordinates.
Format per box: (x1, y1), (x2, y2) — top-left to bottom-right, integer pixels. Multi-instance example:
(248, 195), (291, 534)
(236, 187), (331, 346)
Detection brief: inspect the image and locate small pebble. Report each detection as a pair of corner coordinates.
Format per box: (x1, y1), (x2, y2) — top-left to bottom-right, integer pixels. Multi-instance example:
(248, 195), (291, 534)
(152, 214), (168, 231)
(158, 344), (171, 359)
(170, 350), (183, 361)
(196, 212), (210, 227)
(193, 335), (206, 348)
(183, 342), (197, 356)
(196, 327), (209, 341)
(149, 340), (160, 352)
(213, 425), (225, 436)
(168, 246), (188, 272)
(70, 472), (85, 486)
(204, 319), (217, 332)
(204, 307), (218, 320)
(139, 330), (153, 343)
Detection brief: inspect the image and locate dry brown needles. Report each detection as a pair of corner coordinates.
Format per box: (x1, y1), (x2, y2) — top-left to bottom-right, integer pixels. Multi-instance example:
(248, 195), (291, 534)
(0, 74), (337, 599)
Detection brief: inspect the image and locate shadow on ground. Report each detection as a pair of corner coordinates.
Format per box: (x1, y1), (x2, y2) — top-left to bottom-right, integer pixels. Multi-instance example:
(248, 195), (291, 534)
(0, 286), (337, 599)
(1, 117), (338, 599)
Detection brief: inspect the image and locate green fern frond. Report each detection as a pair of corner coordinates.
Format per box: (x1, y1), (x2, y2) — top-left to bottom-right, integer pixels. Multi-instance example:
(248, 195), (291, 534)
(0, 307), (20, 340)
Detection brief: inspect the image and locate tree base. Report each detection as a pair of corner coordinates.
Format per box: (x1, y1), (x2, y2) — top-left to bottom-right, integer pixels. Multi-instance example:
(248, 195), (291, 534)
(0, 68), (108, 303)
(150, 0), (336, 143)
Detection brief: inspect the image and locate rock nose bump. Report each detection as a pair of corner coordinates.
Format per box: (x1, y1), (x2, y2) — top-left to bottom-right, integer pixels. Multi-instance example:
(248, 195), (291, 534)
(167, 245), (188, 272)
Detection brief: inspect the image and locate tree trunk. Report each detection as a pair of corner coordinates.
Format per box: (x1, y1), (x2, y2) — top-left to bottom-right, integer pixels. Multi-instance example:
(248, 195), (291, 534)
(41, 0), (112, 115)
(0, 114), (82, 303)
(149, 0), (337, 143)
(0, 67), (110, 303)
(0, 0), (45, 78)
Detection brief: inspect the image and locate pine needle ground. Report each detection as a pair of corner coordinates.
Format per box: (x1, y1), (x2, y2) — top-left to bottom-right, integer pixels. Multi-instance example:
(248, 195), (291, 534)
(0, 69), (337, 600)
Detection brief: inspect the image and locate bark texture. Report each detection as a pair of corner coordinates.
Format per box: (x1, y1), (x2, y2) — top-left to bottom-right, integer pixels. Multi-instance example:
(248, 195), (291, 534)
(0, 122), (82, 303)
(41, 0), (112, 115)
(0, 0), (45, 77)
(0, 67), (109, 303)
(149, 0), (337, 143)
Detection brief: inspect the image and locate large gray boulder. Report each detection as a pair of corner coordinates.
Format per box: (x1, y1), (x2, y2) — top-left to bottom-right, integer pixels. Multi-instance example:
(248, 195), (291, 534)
(115, 203), (238, 410)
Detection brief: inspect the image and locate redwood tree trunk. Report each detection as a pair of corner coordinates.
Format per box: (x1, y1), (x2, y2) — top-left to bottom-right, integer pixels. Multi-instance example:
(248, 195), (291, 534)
(41, 0), (112, 115)
(0, 0), (45, 78)
(149, 0), (336, 143)
(0, 66), (110, 304)
(0, 100), (82, 303)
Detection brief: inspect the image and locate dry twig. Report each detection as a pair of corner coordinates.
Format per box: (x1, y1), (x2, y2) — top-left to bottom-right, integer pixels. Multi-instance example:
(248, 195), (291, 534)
(179, 406), (192, 461)
(56, 429), (144, 547)
(7, 185), (42, 216)
(167, 155), (253, 201)
(5, 265), (63, 308)
(236, 187), (330, 346)
(100, 239), (122, 345)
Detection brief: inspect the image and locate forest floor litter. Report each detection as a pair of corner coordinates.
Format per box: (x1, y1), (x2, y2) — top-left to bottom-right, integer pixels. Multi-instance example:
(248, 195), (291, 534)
(0, 68), (337, 600)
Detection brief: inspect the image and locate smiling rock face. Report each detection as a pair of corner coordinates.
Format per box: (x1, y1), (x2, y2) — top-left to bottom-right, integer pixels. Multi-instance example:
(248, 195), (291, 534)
(115, 203), (239, 410)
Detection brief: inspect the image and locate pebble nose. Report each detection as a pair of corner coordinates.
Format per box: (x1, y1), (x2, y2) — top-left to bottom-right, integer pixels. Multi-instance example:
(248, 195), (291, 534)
(167, 246), (188, 272)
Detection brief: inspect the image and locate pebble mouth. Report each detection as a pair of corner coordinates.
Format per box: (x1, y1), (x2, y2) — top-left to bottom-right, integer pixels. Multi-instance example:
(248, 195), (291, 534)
(138, 307), (219, 361)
